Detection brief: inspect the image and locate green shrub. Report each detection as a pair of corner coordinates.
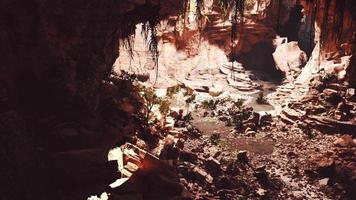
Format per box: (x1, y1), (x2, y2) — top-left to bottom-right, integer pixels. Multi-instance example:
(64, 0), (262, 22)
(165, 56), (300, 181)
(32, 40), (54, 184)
(320, 72), (337, 83)
(159, 98), (171, 118)
(183, 112), (193, 122)
(167, 85), (181, 97)
(210, 132), (221, 145)
(256, 92), (268, 105)
(140, 86), (161, 122)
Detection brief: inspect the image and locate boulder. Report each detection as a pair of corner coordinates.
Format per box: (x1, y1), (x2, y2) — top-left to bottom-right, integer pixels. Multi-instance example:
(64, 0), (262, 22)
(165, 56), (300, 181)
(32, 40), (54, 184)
(273, 41), (307, 75)
(179, 150), (198, 163)
(204, 157), (222, 175)
(209, 84), (223, 97)
(323, 89), (342, 104)
(237, 150), (248, 163)
(192, 167), (213, 184)
(317, 158), (335, 177)
(334, 135), (356, 147)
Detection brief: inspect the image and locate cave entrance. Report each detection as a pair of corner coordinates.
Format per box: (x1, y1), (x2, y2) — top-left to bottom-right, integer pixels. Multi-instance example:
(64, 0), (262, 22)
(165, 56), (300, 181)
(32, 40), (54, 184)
(234, 42), (284, 83)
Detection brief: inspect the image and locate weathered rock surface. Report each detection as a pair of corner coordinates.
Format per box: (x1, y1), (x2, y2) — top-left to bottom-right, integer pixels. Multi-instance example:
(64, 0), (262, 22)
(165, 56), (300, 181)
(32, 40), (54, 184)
(273, 41), (307, 75)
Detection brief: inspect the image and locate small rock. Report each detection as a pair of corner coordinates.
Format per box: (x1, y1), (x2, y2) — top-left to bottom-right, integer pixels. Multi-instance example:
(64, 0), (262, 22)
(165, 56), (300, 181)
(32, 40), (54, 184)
(180, 150), (198, 163)
(213, 150), (222, 158)
(317, 159), (335, 177)
(337, 101), (353, 114)
(237, 150), (248, 163)
(318, 178), (329, 186)
(334, 135), (356, 147)
(209, 84), (223, 97)
(312, 106), (327, 114)
(254, 171), (269, 184)
(204, 157), (222, 175)
(192, 166), (213, 184)
(246, 131), (256, 137)
(203, 111), (209, 117)
(260, 114), (272, 126)
(287, 151), (297, 158)
(323, 88), (342, 104)
(244, 123), (257, 131)
(256, 188), (267, 196)
(218, 116), (228, 121)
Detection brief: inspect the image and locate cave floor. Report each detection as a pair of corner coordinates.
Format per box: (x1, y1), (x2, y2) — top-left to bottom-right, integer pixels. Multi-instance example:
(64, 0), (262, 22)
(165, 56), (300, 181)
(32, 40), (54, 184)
(178, 106), (351, 199)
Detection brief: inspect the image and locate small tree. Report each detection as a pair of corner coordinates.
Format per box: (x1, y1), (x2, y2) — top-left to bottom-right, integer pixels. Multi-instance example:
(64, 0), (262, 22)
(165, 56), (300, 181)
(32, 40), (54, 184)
(141, 86), (161, 122)
(159, 98), (171, 122)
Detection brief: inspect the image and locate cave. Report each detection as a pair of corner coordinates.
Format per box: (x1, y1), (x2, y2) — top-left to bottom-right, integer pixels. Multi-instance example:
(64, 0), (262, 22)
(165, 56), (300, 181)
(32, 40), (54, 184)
(1, 0), (356, 200)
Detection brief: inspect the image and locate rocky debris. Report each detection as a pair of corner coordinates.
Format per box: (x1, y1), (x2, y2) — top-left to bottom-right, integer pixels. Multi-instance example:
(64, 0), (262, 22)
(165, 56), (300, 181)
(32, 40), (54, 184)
(105, 143), (183, 199)
(279, 66), (356, 135)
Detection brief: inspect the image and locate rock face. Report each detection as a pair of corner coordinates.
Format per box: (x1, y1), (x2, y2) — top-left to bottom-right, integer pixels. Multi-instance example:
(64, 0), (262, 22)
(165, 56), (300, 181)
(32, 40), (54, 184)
(299, 0), (356, 81)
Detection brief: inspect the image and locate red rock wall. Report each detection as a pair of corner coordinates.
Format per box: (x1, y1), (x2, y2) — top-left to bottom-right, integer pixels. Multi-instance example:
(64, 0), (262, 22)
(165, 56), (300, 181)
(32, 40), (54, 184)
(300, 0), (356, 83)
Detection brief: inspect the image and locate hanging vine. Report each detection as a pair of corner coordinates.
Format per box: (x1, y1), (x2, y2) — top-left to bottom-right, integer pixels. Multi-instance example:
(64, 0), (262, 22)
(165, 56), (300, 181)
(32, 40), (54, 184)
(142, 19), (159, 85)
(230, 0), (245, 79)
(195, 0), (204, 31)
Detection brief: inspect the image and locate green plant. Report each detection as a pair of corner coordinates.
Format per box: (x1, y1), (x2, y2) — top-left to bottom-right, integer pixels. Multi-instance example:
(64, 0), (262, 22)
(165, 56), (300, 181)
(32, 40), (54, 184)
(183, 87), (194, 96)
(167, 85), (181, 97)
(202, 99), (219, 110)
(183, 112), (193, 122)
(320, 72), (337, 83)
(210, 132), (221, 145)
(234, 98), (245, 108)
(118, 70), (138, 82)
(140, 86), (161, 122)
(159, 98), (171, 119)
(142, 19), (159, 84)
(256, 92), (268, 105)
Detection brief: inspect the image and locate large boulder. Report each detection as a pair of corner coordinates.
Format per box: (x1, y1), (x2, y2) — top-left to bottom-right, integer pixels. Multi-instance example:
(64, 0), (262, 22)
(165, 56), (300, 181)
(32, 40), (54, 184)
(273, 41), (307, 75)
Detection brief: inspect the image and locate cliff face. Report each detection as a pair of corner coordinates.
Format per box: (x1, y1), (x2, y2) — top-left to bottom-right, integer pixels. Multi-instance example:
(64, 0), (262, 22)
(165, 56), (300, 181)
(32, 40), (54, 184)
(305, 0), (356, 84)
(116, 0), (355, 86)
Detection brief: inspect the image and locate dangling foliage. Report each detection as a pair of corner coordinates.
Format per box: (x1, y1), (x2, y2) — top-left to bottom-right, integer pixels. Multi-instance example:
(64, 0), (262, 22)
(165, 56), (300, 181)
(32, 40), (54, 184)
(195, 0), (204, 30)
(230, 0), (245, 79)
(142, 19), (159, 85)
(182, 0), (189, 28)
(121, 35), (135, 60)
(219, 0), (229, 12)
